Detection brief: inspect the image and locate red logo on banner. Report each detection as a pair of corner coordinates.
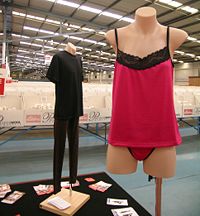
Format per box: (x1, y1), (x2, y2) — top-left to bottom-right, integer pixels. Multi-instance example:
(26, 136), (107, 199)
(26, 115), (41, 123)
(0, 78), (5, 96)
(79, 114), (89, 122)
(2, 64), (6, 69)
(184, 109), (193, 115)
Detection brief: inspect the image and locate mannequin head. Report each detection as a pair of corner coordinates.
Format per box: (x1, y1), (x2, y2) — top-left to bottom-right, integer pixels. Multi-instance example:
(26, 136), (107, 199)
(65, 42), (76, 55)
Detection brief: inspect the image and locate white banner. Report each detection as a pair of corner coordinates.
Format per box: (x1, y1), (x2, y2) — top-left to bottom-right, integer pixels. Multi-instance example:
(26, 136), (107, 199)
(0, 111), (24, 127)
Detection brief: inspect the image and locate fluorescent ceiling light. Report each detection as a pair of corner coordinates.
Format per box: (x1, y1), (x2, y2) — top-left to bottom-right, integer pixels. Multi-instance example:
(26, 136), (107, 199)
(57, 0), (79, 8)
(90, 55), (99, 58)
(20, 41), (43, 47)
(17, 55), (28, 58)
(79, 5), (102, 14)
(27, 15), (45, 21)
(12, 11), (26, 17)
(20, 41), (31, 45)
(82, 27), (95, 32)
(185, 53), (195, 57)
(63, 34), (69, 38)
(13, 10), (61, 26)
(46, 19), (60, 25)
(60, 43), (66, 46)
(101, 11), (122, 19)
(120, 17), (134, 23)
(178, 60), (184, 63)
(181, 6), (198, 14)
(76, 46), (83, 50)
(84, 39), (97, 44)
(11, 34), (30, 38)
(105, 65), (114, 68)
(101, 57), (109, 60)
(40, 29), (54, 34)
(29, 43), (43, 47)
(96, 51), (111, 56)
(44, 45), (54, 49)
(70, 36), (83, 41)
(174, 50), (185, 55)
(158, 0), (182, 8)
(159, 0), (173, 4)
(18, 49), (30, 53)
(187, 36), (197, 41)
(35, 39), (44, 42)
(48, 41), (59, 45)
(24, 26), (39, 31)
(98, 31), (106, 35)
(97, 42), (106, 46)
(168, 1), (182, 8)
(85, 48), (92, 51)
(101, 51), (111, 56)
(24, 26), (54, 34)
(69, 24), (81, 29)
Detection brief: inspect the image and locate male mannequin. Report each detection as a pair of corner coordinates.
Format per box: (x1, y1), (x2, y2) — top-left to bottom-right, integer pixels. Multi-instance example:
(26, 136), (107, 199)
(46, 42), (83, 193)
(105, 7), (188, 178)
(65, 42), (76, 55)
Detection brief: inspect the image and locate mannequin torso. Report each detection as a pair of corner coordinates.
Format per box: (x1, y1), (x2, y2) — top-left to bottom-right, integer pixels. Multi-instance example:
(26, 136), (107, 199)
(105, 7), (188, 178)
(106, 7), (187, 57)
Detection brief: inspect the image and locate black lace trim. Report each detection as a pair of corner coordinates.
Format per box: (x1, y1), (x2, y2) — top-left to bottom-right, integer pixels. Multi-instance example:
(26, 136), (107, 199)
(117, 47), (173, 70)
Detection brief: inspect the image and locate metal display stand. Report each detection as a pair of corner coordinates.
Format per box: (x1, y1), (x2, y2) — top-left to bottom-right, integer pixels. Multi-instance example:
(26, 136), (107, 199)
(155, 178), (162, 216)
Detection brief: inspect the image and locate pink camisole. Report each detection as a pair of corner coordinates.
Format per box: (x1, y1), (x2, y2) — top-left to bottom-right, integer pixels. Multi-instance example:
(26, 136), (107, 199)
(108, 27), (182, 149)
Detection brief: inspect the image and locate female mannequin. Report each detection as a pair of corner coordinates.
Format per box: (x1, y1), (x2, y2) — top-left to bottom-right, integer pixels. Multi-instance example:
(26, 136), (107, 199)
(105, 7), (188, 178)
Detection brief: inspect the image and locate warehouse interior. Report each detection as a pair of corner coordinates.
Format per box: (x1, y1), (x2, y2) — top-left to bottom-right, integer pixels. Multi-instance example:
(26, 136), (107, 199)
(0, 0), (200, 216)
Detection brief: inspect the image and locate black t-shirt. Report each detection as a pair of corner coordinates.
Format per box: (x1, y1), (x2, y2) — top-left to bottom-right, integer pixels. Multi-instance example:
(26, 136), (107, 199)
(46, 50), (83, 120)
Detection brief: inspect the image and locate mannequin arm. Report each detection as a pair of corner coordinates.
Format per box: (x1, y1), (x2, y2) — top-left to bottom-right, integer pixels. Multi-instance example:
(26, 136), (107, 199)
(169, 27), (188, 55)
(105, 29), (117, 54)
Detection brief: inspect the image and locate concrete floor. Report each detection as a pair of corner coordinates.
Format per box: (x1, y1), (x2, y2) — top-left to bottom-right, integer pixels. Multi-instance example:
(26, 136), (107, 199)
(0, 126), (200, 216)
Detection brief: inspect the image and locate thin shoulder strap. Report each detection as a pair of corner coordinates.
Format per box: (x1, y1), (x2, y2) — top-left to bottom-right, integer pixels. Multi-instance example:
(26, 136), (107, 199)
(166, 26), (170, 48)
(167, 26), (174, 67)
(114, 28), (119, 49)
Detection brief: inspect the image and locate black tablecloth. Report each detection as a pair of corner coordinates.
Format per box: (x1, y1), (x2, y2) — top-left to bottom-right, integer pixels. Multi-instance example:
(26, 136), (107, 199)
(0, 172), (152, 216)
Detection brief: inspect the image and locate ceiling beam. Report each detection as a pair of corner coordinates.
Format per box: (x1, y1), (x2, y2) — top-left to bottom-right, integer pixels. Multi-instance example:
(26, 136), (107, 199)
(163, 12), (200, 26)
(178, 20), (200, 29)
(5, 3), (108, 30)
(157, 0), (200, 18)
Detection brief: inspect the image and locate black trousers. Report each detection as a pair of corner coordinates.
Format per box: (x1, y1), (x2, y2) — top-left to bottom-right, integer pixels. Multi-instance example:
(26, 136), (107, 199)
(53, 117), (79, 193)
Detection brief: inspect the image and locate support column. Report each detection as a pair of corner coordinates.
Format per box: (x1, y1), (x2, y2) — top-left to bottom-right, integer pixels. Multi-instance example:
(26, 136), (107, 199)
(2, 6), (7, 65)
(2, 0), (13, 78)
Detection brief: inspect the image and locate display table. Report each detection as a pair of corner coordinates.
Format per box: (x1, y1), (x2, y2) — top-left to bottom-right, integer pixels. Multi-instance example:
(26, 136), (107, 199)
(0, 172), (152, 216)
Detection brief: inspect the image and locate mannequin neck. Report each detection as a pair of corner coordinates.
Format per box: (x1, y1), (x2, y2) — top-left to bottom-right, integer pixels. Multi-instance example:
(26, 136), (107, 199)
(134, 7), (159, 34)
(64, 42), (76, 55)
